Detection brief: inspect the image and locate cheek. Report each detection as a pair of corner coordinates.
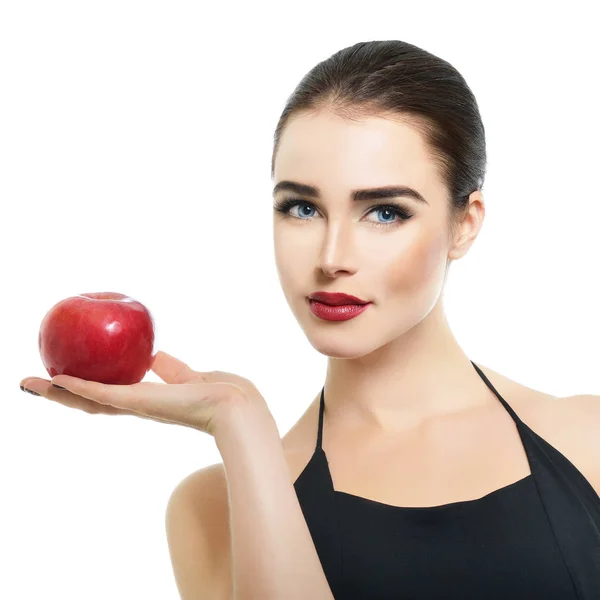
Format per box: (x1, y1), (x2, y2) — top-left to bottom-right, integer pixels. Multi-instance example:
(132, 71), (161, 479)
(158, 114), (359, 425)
(385, 231), (447, 296)
(273, 230), (304, 292)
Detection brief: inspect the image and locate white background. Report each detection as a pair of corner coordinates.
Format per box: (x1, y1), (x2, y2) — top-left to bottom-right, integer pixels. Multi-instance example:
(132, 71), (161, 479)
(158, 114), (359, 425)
(1, 1), (598, 598)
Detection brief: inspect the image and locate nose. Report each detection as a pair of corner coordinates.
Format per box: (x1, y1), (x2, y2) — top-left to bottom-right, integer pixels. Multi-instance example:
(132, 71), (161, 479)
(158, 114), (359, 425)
(317, 223), (358, 278)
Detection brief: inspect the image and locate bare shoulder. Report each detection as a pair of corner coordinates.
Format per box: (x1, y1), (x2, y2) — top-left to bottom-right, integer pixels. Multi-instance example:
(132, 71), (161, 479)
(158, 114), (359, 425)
(553, 393), (600, 413)
(474, 363), (559, 408)
(166, 448), (303, 599)
(543, 393), (600, 450)
(477, 364), (600, 475)
(523, 389), (600, 495)
(168, 460), (233, 547)
(170, 461), (229, 507)
(166, 462), (232, 599)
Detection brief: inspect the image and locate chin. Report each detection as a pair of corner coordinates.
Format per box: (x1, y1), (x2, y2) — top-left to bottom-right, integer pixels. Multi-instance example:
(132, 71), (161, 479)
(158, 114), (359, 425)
(305, 333), (377, 360)
(314, 345), (366, 359)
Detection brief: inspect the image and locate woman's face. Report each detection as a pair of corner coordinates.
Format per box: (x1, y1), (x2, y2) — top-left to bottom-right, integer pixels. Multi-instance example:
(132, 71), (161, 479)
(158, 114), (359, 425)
(272, 110), (460, 359)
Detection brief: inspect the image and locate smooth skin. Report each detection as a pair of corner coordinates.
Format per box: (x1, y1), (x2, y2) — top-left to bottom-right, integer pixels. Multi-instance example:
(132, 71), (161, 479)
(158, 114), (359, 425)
(19, 350), (269, 436)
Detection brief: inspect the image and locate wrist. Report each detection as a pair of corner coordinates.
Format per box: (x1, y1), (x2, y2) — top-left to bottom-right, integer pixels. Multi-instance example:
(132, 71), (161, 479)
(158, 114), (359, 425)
(213, 398), (279, 450)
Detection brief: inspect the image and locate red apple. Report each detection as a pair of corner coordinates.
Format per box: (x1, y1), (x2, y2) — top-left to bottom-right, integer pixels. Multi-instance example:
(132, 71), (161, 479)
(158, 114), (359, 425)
(38, 292), (156, 385)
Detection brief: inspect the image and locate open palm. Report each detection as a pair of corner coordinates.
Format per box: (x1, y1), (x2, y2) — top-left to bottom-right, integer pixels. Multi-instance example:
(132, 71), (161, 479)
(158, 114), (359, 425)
(19, 350), (268, 436)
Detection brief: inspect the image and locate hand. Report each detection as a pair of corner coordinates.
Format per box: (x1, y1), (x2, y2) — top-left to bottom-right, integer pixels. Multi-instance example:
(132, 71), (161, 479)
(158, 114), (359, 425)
(18, 350), (271, 437)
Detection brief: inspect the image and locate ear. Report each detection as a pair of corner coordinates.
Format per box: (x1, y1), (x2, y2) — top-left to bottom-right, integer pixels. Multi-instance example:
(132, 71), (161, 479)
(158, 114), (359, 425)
(448, 190), (485, 261)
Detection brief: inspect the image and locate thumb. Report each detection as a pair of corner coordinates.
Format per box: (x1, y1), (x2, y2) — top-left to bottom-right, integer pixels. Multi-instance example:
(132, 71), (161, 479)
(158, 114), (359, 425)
(150, 351), (198, 384)
(150, 351), (244, 388)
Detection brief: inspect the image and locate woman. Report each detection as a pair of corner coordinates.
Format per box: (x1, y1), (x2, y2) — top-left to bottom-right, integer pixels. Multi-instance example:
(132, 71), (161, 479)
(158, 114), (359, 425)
(20, 40), (600, 599)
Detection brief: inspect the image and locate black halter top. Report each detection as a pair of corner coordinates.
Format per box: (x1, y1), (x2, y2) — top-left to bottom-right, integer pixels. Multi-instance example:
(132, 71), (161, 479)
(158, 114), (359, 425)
(293, 361), (600, 599)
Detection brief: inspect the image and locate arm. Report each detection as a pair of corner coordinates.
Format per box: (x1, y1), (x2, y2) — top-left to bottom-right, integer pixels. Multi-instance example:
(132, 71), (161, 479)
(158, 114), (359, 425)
(215, 401), (335, 600)
(165, 465), (231, 600)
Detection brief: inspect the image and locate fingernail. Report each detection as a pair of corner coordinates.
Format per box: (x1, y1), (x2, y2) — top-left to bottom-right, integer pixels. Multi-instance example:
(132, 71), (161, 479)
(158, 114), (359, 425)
(52, 384), (67, 390)
(22, 387), (40, 396)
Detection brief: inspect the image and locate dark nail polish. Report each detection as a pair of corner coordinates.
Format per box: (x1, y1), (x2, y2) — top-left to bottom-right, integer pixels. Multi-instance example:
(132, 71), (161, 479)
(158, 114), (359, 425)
(52, 384), (67, 390)
(24, 388), (40, 396)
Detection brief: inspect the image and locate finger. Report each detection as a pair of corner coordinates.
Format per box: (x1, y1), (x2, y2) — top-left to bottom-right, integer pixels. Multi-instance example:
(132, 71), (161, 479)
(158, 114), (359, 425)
(21, 378), (129, 416)
(21, 378), (181, 425)
(49, 375), (239, 426)
(48, 375), (146, 409)
(151, 350), (199, 384)
(150, 351), (245, 388)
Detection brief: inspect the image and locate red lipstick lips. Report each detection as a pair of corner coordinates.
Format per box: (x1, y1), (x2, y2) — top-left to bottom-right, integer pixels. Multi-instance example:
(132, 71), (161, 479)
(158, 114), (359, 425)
(308, 291), (371, 322)
(308, 292), (369, 306)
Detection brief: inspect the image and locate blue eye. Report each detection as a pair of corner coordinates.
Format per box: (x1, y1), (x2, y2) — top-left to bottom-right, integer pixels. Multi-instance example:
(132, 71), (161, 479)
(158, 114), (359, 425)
(273, 198), (414, 228)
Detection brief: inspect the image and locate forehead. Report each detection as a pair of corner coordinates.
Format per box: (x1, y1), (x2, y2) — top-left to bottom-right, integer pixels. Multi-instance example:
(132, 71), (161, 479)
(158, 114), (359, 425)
(274, 111), (439, 191)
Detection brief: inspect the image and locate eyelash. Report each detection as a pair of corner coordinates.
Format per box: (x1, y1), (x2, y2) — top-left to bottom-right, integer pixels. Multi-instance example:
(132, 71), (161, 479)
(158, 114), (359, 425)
(273, 198), (414, 228)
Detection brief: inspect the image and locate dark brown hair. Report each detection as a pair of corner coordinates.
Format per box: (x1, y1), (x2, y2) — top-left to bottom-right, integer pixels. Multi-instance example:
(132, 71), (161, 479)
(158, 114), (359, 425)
(270, 40), (487, 247)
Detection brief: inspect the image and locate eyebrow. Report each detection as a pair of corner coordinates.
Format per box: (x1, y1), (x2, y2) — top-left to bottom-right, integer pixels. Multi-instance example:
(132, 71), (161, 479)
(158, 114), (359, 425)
(272, 180), (428, 205)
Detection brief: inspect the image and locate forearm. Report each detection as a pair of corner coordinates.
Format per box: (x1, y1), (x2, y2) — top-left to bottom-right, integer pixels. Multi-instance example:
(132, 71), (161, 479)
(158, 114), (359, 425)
(215, 402), (335, 600)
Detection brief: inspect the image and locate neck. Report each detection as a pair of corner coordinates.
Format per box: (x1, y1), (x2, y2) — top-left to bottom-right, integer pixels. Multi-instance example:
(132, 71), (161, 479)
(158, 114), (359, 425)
(322, 300), (489, 434)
